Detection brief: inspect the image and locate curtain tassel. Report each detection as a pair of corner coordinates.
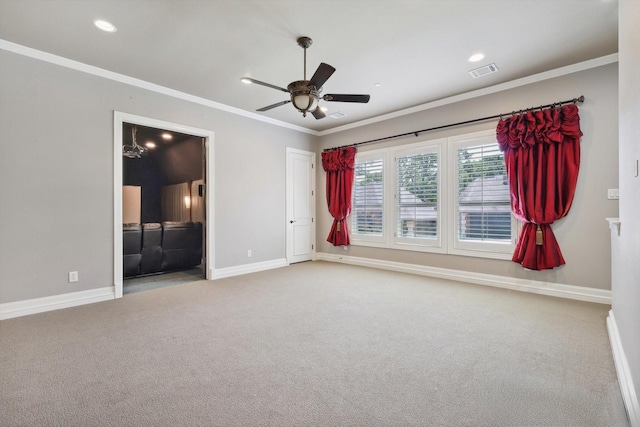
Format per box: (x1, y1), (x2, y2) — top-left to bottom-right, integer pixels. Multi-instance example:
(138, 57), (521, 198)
(535, 225), (543, 246)
(336, 220), (342, 232)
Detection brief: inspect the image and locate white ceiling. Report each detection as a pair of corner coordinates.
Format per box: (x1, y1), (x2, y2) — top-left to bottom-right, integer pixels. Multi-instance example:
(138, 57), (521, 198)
(0, 0), (618, 133)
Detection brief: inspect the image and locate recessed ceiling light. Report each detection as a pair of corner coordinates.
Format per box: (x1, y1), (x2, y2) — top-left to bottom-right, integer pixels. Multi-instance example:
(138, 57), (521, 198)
(240, 78), (252, 84)
(468, 53), (485, 62)
(329, 112), (346, 119)
(145, 142), (156, 149)
(374, 83), (382, 87)
(161, 133), (172, 140)
(94, 19), (117, 33)
(320, 106), (328, 112)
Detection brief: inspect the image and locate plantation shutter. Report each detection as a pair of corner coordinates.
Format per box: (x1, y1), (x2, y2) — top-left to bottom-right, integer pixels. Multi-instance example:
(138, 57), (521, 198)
(396, 152), (438, 239)
(456, 142), (511, 242)
(352, 158), (384, 236)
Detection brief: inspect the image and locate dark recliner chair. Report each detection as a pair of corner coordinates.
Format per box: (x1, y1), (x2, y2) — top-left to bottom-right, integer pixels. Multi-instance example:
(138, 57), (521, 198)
(161, 221), (203, 271)
(140, 223), (163, 275)
(123, 223), (142, 277)
(123, 221), (203, 278)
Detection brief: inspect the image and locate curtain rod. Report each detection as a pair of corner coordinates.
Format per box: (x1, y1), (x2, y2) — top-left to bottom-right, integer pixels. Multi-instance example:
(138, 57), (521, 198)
(323, 95), (585, 152)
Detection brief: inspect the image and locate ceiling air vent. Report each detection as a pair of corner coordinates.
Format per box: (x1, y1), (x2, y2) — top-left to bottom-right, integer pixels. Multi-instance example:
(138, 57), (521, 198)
(329, 112), (346, 119)
(469, 63), (499, 79)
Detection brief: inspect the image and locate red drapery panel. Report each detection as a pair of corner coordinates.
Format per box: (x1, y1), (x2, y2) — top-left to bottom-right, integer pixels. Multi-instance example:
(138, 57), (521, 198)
(496, 104), (582, 270)
(321, 147), (356, 246)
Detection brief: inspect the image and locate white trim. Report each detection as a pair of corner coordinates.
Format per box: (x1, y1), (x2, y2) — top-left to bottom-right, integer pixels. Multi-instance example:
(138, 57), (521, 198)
(315, 253), (611, 304)
(608, 310), (640, 427)
(0, 287), (115, 320)
(320, 53), (619, 136)
(1, 39), (616, 137)
(114, 112), (215, 297)
(0, 39), (316, 136)
(212, 258), (288, 280)
(607, 217), (622, 236)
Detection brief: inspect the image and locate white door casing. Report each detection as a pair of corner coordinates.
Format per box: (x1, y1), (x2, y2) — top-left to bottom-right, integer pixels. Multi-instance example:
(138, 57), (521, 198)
(286, 148), (315, 264)
(114, 112), (214, 298)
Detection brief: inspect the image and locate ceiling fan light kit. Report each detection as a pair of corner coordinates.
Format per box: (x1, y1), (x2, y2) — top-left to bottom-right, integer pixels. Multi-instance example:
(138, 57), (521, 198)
(289, 80), (320, 116)
(242, 36), (370, 120)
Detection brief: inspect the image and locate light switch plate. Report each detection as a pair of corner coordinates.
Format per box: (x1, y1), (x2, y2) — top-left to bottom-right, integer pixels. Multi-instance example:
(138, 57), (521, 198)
(607, 189), (619, 200)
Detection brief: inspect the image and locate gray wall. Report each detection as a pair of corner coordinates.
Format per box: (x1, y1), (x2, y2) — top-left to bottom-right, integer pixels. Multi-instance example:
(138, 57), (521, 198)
(0, 49), (316, 304)
(317, 63), (619, 291)
(613, 0), (640, 406)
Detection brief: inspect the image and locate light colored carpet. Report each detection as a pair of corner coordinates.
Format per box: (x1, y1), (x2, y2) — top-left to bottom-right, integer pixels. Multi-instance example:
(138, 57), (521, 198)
(0, 261), (629, 426)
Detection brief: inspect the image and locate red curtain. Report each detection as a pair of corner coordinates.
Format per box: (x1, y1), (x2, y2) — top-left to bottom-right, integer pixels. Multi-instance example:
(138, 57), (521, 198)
(321, 147), (356, 246)
(496, 104), (582, 270)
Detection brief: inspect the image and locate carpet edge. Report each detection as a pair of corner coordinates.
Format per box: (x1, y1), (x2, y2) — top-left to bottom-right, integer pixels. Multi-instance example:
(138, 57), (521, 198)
(0, 286), (115, 320)
(315, 252), (612, 304)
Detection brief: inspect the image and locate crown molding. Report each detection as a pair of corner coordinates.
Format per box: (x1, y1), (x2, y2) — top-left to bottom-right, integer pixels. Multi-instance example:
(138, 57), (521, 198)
(318, 53), (619, 136)
(0, 39), (319, 136)
(1, 39), (616, 138)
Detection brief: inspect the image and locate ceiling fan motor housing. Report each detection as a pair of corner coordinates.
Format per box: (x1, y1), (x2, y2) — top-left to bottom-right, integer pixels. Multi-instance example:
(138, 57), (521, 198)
(288, 80), (319, 116)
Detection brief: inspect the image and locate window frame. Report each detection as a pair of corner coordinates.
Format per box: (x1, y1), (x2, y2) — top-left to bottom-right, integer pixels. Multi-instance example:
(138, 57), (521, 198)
(349, 150), (389, 247)
(391, 140), (447, 253)
(447, 130), (517, 259)
(348, 129), (517, 260)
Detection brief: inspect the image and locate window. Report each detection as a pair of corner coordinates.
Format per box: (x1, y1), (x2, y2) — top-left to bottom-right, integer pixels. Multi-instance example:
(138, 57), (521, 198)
(394, 143), (443, 250)
(397, 152), (438, 238)
(449, 131), (515, 258)
(349, 130), (515, 259)
(351, 154), (385, 244)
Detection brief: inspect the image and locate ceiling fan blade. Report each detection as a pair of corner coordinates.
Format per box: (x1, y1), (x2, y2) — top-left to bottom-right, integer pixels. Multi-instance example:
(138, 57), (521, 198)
(242, 77), (289, 93)
(309, 63), (336, 88)
(323, 94), (371, 103)
(257, 100), (291, 112)
(312, 108), (326, 120)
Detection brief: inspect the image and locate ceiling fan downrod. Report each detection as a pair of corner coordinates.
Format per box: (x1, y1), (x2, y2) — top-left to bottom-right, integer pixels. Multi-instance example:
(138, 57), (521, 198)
(297, 36), (313, 81)
(290, 36), (318, 117)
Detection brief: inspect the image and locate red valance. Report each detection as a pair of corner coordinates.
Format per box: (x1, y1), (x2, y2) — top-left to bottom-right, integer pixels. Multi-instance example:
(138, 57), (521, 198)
(321, 147), (356, 246)
(496, 104), (582, 270)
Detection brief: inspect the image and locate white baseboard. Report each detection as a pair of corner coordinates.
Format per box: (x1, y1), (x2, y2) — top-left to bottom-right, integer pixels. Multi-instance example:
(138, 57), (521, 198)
(1, 259), (288, 320)
(1, 255), (609, 320)
(315, 253), (611, 304)
(212, 258), (288, 280)
(0, 287), (115, 320)
(608, 310), (639, 427)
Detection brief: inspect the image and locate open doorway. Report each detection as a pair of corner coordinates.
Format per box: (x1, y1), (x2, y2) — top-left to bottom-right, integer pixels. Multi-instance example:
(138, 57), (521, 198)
(114, 112), (214, 298)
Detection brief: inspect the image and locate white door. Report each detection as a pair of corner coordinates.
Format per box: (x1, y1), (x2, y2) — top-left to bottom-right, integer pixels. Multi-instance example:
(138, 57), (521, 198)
(286, 148), (315, 264)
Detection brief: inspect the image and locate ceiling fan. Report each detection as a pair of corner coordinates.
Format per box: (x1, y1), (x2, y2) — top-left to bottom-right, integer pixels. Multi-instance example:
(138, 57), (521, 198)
(241, 36), (370, 119)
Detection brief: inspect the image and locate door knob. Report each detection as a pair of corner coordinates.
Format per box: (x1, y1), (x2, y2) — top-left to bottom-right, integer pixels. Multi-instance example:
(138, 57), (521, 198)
(290, 220), (297, 223)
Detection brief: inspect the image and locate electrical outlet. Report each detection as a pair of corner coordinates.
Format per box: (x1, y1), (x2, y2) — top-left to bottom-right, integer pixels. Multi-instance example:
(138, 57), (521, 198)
(68, 271), (78, 283)
(607, 189), (619, 200)
(247, 250), (252, 257)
